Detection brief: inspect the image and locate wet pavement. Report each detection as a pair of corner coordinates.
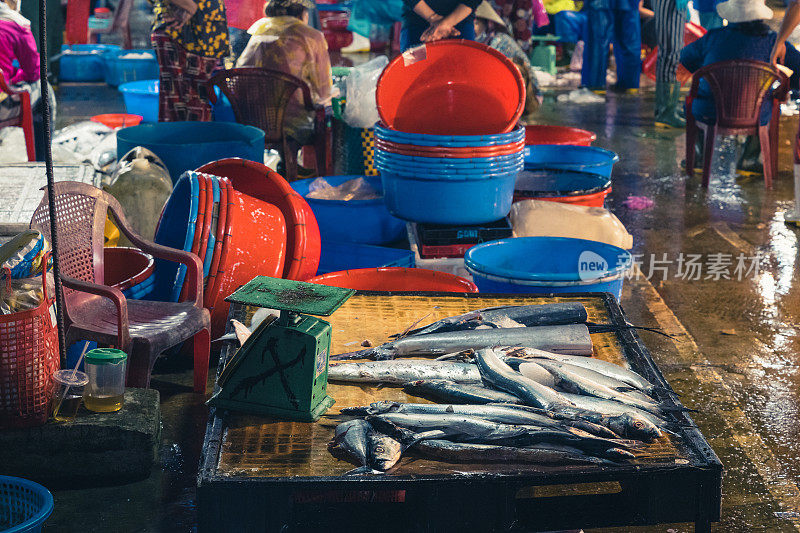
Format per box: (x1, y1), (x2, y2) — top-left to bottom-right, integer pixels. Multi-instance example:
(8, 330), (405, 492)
(40, 80), (800, 531)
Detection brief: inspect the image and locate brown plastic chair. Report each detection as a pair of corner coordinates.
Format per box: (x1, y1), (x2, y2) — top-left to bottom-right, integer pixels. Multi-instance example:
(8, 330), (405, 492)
(0, 72), (35, 161)
(685, 59), (789, 188)
(206, 67), (331, 181)
(88, 0), (133, 49)
(30, 182), (211, 394)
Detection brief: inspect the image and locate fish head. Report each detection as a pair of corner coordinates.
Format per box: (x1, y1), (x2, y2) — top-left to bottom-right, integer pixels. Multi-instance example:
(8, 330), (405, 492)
(608, 413), (662, 441)
(368, 435), (404, 471)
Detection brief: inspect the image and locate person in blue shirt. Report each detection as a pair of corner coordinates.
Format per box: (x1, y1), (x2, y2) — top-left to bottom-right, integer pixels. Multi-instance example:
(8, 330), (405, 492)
(581, 0), (641, 92)
(681, 0), (800, 172)
(400, 0), (481, 50)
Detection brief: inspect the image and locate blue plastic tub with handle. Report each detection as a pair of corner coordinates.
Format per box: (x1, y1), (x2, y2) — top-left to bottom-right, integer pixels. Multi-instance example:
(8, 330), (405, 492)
(380, 168), (517, 225)
(291, 175), (406, 245)
(523, 145), (619, 179)
(317, 241), (414, 274)
(116, 122), (265, 183)
(0, 476), (53, 533)
(118, 79), (159, 122)
(465, 236), (632, 299)
(104, 49), (159, 87)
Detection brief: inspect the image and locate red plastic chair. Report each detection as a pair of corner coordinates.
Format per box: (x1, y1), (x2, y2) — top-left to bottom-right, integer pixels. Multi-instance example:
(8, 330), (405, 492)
(30, 182), (212, 394)
(685, 59), (788, 188)
(0, 72), (35, 161)
(206, 67), (331, 181)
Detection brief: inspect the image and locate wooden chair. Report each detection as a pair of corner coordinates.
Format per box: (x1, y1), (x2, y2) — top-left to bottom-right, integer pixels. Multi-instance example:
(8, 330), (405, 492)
(685, 59), (789, 188)
(30, 182), (211, 394)
(0, 72), (35, 161)
(207, 67), (331, 181)
(88, 0), (133, 49)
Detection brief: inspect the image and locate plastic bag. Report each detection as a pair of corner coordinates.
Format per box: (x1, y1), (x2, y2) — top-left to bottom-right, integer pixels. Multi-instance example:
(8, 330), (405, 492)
(343, 55), (389, 128)
(53, 120), (116, 170)
(0, 230), (54, 314)
(510, 199), (633, 249)
(306, 177), (381, 201)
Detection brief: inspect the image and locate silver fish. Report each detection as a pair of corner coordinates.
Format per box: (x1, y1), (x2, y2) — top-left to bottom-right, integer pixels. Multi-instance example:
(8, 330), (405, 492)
(475, 347), (574, 410)
(327, 360), (482, 385)
(401, 379), (522, 404)
(367, 412), (533, 442)
(556, 393), (669, 431)
(499, 347), (657, 394)
(331, 324), (593, 361)
(398, 303), (589, 337)
(533, 359), (667, 415)
(328, 419), (371, 468)
(414, 439), (611, 465)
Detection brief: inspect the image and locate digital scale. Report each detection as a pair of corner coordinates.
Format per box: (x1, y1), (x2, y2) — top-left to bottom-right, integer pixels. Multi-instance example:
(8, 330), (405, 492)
(207, 276), (354, 422)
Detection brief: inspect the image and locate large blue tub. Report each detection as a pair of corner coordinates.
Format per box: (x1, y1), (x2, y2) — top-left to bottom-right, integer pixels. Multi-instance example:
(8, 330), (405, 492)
(291, 175), (405, 245)
(116, 122), (264, 183)
(523, 145), (619, 179)
(59, 44), (119, 82)
(465, 237), (632, 299)
(118, 79), (159, 122)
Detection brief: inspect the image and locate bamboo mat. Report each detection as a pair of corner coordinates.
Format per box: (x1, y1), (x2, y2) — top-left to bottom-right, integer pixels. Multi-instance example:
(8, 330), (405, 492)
(215, 294), (685, 479)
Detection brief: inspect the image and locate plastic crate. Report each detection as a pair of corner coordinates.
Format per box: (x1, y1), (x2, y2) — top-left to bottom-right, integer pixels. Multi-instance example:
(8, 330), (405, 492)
(416, 218), (512, 245)
(104, 48), (159, 87)
(407, 223), (472, 280)
(317, 241), (414, 275)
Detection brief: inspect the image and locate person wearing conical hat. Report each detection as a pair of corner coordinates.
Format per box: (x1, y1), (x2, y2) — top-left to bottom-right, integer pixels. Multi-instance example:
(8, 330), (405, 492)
(680, 0), (800, 174)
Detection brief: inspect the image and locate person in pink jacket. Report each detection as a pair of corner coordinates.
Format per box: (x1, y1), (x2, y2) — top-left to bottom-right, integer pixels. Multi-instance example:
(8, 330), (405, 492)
(0, 0), (55, 159)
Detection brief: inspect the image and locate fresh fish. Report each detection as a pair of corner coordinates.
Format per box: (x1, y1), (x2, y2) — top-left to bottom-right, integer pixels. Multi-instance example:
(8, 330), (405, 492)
(533, 359), (668, 415)
(327, 360), (481, 385)
(475, 347), (574, 410)
(499, 347), (657, 394)
(517, 362), (557, 388)
(331, 324), (593, 361)
(401, 379), (522, 404)
(213, 309), (276, 344)
(556, 393), (670, 433)
(354, 401), (619, 439)
(328, 419), (371, 468)
(367, 430), (404, 471)
(413, 439), (611, 465)
(367, 412), (533, 443)
(397, 303), (589, 337)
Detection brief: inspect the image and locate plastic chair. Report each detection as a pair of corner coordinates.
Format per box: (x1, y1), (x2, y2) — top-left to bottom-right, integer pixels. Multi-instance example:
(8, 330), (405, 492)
(206, 67), (331, 181)
(30, 182), (212, 394)
(685, 59), (788, 188)
(88, 0), (133, 49)
(0, 72), (35, 161)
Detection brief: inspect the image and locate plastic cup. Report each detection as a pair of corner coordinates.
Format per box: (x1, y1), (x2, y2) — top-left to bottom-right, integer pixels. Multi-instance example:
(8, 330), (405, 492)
(83, 348), (128, 413)
(51, 370), (89, 422)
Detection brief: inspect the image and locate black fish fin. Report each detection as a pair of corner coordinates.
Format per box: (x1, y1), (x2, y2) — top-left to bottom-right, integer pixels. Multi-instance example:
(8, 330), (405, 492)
(614, 386), (639, 393)
(445, 405), (454, 413)
(586, 321), (676, 339)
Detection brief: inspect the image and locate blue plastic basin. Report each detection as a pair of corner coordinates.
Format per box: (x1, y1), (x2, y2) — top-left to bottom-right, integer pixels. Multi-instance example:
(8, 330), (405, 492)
(60, 44), (120, 82)
(465, 237), (631, 299)
(104, 49), (159, 87)
(317, 241), (414, 274)
(211, 86), (236, 122)
(514, 169), (612, 197)
(291, 175), (405, 245)
(116, 122), (264, 183)
(0, 476), (53, 533)
(376, 158), (524, 178)
(374, 123), (525, 147)
(118, 79), (159, 123)
(523, 145), (619, 178)
(374, 149), (524, 169)
(380, 168), (517, 225)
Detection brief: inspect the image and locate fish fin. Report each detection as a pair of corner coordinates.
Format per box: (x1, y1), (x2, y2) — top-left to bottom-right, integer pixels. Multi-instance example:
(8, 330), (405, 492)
(342, 466), (382, 476)
(613, 386), (639, 393)
(339, 407), (370, 416)
(445, 405), (454, 413)
(329, 347), (376, 360)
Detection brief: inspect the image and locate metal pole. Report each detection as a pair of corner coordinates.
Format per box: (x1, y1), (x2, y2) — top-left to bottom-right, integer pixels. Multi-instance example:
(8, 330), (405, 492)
(37, 0), (67, 365)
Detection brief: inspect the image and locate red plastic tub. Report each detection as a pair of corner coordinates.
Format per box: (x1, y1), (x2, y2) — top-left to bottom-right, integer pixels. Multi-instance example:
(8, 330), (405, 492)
(103, 247), (154, 292)
(91, 113), (143, 129)
(196, 158), (320, 281)
(307, 267), (478, 293)
(524, 125), (596, 146)
(376, 40), (525, 135)
(514, 187), (611, 208)
(204, 188), (287, 336)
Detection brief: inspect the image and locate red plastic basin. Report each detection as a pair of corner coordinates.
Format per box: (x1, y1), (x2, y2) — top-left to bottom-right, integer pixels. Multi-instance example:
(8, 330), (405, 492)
(196, 158), (321, 282)
(376, 40), (525, 135)
(91, 113), (143, 129)
(103, 247), (154, 292)
(514, 186), (611, 208)
(307, 267), (478, 293)
(375, 138), (525, 158)
(524, 125), (596, 146)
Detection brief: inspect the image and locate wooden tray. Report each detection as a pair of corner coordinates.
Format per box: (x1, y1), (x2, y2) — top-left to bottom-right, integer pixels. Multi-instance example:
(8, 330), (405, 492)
(198, 292), (722, 533)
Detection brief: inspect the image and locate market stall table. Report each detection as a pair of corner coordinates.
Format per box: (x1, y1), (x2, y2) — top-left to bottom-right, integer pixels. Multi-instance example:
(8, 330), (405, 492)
(198, 293), (722, 532)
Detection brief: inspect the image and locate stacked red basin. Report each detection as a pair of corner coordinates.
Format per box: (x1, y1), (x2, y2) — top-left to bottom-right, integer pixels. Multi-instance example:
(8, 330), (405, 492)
(373, 40), (527, 226)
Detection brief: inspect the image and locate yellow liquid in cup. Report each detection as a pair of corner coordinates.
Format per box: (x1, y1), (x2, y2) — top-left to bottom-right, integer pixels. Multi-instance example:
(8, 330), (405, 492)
(52, 394), (83, 422)
(84, 394), (124, 413)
